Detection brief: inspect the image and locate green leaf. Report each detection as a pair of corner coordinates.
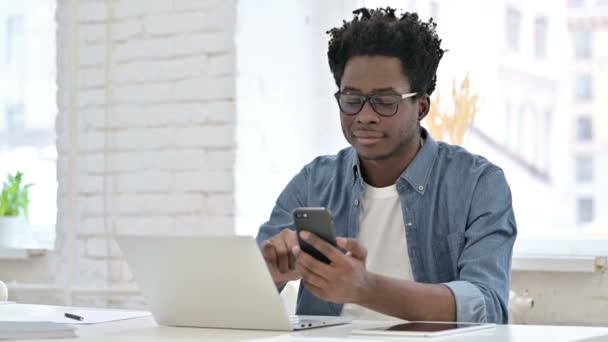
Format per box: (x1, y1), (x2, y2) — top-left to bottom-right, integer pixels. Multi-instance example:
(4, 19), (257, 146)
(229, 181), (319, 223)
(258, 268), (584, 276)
(0, 171), (33, 220)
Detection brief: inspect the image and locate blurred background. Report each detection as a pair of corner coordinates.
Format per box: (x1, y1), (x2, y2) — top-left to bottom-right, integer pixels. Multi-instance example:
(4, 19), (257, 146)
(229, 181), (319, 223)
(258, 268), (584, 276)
(0, 0), (606, 326)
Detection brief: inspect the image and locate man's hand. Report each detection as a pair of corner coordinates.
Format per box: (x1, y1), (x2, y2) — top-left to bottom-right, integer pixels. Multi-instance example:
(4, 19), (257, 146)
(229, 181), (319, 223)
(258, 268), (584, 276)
(261, 229), (301, 289)
(292, 231), (372, 304)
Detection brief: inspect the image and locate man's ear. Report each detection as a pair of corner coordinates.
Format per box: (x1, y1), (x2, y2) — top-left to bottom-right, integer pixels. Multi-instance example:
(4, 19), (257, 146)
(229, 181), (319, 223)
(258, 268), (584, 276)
(417, 94), (431, 122)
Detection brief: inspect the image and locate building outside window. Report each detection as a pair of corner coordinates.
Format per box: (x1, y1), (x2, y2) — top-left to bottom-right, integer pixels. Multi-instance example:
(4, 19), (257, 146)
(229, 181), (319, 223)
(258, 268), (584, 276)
(575, 154), (593, 182)
(576, 117), (593, 141)
(5, 15), (24, 64)
(534, 16), (548, 59)
(506, 7), (522, 52)
(577, 197), (594, 224)
(575, 73), (592, 100)
(574, 29), (592, 59)
(569, 0), (586, 7)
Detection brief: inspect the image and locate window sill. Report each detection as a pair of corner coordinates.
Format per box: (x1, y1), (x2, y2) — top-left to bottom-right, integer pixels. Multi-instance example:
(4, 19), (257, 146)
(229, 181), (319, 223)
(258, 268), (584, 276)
(0, 247), (48, 260)
(6, 283), (140, 296)
(0, 225), (54, 260)
(512, 254), (607, 273)
(514, 237), (608, 257)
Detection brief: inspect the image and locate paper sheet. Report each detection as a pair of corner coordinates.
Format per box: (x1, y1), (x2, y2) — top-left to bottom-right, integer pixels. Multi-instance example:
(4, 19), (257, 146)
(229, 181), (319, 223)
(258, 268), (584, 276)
(0, 304), (151, 325)
(48, 309), (151, 325)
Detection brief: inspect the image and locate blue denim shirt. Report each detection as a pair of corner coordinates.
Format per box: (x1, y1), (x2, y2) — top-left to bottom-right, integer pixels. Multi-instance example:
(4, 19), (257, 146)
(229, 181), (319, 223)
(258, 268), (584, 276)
(256, 128), (517, 324)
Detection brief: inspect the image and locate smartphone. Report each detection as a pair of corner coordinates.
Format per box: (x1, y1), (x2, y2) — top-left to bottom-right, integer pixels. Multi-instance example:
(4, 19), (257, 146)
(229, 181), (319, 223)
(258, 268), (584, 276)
(292, 207), (338, 264)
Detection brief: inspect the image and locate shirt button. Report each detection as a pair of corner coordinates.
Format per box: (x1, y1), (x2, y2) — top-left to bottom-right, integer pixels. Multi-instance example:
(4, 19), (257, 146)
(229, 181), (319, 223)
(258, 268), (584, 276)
(353, 199), (360, 206)
(418, 186), (424, 191)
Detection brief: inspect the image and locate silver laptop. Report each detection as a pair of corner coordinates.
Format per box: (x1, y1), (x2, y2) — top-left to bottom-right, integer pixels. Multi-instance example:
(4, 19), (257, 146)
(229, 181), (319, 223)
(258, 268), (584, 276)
(117, 235), (350, 331)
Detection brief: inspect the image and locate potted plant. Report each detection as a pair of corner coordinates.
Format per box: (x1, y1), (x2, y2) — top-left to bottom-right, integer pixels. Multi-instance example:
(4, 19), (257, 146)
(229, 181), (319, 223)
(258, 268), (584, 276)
(0, 171), (32, 248)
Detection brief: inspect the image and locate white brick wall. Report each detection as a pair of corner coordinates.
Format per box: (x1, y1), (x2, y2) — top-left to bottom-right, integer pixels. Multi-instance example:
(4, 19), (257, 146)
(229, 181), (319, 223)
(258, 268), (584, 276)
(234, 0), (351, 235)
(0, 0), (237, 308)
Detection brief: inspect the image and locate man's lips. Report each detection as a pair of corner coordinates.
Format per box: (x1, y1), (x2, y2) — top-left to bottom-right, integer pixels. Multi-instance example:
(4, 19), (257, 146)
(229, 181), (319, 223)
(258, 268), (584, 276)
(352, 130), (384, 139)
(352, 130), (384, 145)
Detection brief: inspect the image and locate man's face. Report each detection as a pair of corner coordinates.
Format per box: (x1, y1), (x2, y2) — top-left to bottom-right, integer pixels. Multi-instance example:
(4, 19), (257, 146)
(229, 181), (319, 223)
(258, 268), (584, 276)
(338, 55), (427, 161)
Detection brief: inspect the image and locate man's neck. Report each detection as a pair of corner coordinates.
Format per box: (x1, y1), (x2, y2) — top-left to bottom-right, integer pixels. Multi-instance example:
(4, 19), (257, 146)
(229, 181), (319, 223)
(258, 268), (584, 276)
(359, 137), (422, 188)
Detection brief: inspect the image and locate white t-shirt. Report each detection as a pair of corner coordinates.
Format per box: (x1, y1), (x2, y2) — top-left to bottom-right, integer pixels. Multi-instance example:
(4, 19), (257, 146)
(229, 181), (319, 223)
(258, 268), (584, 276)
(340, 182), (413, 320)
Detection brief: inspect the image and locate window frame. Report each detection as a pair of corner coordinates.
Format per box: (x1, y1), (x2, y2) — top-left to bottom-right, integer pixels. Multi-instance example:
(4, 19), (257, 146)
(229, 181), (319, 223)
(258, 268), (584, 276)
(506, 6), (522, 52)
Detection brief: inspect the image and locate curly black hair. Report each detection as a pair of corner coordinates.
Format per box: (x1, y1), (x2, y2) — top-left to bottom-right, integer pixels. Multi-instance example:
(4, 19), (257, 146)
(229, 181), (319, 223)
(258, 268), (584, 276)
(327, 7), (446, 96)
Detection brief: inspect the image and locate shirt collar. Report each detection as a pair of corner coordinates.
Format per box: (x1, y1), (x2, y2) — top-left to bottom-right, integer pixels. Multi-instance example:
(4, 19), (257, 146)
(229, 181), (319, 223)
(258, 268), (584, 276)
(350, 127), (439, 195)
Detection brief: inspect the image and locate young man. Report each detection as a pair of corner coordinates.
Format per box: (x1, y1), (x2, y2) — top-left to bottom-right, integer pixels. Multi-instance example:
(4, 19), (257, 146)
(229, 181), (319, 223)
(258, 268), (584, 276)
(256, 7), (516, 324)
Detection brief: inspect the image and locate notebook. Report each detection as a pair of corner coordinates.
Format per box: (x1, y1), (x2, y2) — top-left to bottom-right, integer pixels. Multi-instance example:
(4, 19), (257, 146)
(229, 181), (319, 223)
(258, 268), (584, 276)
(0, 321), (76, 340)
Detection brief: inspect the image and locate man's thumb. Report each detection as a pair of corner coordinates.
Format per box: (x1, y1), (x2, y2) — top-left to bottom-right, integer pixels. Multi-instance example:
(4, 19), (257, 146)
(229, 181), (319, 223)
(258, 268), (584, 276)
(337, 237), (367, 259)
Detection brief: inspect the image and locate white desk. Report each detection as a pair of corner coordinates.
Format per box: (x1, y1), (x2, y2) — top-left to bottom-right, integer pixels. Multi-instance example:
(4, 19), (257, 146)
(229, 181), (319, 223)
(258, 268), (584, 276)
(2, 304), (608, 342)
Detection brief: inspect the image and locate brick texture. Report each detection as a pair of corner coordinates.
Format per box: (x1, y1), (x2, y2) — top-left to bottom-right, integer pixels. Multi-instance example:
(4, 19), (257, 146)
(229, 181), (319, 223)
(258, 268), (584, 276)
(52, 0), (235, 308)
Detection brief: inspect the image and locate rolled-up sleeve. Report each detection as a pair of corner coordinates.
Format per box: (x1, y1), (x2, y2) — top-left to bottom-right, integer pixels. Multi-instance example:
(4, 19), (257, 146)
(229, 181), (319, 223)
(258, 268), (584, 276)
(443, 169), (517, 324)
(255, 167), (309, 245)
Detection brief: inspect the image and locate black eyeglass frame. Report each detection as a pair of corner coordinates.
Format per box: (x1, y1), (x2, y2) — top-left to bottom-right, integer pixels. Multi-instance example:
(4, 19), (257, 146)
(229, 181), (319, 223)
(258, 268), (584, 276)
(334, 91), (418, 117)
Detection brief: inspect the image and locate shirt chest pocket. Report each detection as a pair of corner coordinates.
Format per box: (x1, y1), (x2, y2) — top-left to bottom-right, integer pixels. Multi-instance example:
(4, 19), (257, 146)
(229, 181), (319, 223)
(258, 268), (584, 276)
(431, 231), (465, 282)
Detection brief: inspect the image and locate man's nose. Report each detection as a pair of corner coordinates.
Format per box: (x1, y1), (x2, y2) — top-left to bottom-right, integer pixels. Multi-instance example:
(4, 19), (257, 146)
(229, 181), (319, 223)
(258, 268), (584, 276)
(356, 101), (380, 124)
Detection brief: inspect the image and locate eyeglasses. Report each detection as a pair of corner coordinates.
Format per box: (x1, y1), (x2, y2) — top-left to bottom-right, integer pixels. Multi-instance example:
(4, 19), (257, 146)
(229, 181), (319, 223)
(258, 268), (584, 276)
(334, 91), (417, 117)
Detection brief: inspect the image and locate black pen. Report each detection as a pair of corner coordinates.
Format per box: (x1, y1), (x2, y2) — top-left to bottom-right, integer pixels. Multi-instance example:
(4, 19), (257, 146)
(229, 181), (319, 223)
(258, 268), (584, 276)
(64, 312), (84, 321)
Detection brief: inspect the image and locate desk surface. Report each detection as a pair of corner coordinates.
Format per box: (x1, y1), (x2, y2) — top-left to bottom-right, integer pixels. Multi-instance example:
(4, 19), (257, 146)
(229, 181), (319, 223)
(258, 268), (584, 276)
(3, 304), (608, 342)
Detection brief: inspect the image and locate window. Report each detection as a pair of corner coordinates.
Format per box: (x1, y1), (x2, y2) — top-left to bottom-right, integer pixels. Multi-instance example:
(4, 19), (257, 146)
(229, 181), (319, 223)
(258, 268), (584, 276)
(576, 117), (593, 141)
(5, 15), (25, 64)
(517, 105), (526, 153)
(575, 155), (593, 182)
(577, 197), (594, 224)
(235, 1), (608, 257)
(575, 74), (592, 100)
(506, 7), (522, 52)
(0, 3), (57, 244)
(534, 16), (548, 60)
(539, 110), (553, 173)
(407, 0), (417, 11)
(569, 0), (586, 7)
(595, 0), (608, 6)
(574, 29), (592, 59)
(430, 1), (439, 22)
(504, 103), (512, 144)
(5, 102), (25, 131)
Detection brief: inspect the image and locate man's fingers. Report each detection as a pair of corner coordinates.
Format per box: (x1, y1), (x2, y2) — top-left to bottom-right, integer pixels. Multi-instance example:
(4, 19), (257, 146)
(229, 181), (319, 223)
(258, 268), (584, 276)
(275, 238), (290, 273)
(262, 241), (278, 265)
(298, 251), (332, 278)
(337, 237), (367, 260)
(279, 268), (301, 283)
(296, 258), (329, 289)
(284, 229), (299, 249)
(299, 231), (343, 263)
(261, 233), (304, 286)
(288, 248), (296, 270)
(279, 229), (299, 271)
(299, 267), (328, 289)
(302, 280), (326, 301)
(285, 228), (298, 268)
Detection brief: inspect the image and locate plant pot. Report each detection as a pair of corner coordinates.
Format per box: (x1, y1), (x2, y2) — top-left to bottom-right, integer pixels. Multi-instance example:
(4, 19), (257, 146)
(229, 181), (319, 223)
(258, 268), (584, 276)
(0, 216), (29, 248)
